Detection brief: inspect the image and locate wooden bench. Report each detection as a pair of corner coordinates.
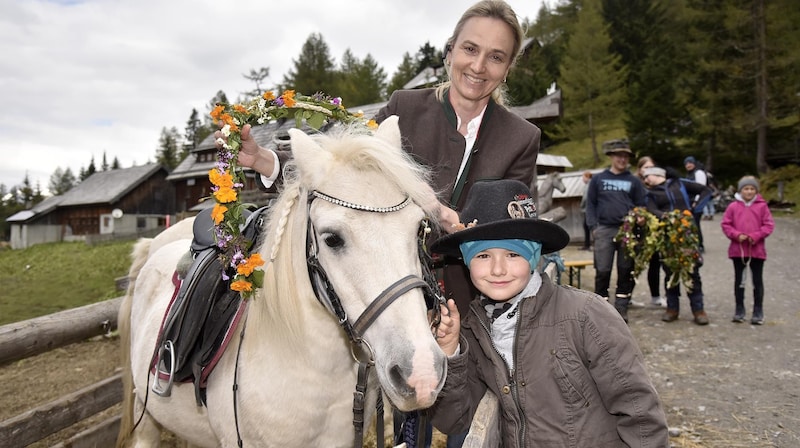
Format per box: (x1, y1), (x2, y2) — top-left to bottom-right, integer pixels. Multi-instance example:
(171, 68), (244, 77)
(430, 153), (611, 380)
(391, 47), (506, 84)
(562, 260), (593, 289)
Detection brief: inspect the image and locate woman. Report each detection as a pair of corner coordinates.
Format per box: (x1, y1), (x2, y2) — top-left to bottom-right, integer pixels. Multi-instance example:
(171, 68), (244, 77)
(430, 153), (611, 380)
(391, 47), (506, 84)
(636, 156), (665, 307)
(218, 2), (539, 445)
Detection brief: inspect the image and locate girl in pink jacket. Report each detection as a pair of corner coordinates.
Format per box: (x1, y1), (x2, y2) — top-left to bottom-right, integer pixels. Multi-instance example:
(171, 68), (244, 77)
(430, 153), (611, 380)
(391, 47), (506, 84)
(720, 176), (775, 325)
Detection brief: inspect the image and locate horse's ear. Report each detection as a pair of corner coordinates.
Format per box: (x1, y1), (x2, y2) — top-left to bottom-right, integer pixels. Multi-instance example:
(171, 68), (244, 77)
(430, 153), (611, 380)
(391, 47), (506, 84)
(374, 115), (402, 149)
(288, 128), (331, 173)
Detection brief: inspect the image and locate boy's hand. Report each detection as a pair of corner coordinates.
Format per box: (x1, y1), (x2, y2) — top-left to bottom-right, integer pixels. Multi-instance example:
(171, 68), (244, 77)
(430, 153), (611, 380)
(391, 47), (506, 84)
(434, 299), (461, 356)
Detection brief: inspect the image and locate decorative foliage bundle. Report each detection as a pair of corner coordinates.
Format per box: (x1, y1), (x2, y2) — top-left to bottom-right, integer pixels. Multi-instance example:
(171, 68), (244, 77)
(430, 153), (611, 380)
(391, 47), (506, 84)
(209, 90), (377, 298)
(616, 208), (702, 291)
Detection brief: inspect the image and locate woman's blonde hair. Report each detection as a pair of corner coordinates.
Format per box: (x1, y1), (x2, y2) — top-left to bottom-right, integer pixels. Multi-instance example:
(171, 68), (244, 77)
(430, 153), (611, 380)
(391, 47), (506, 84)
(435, 0), (525, 107)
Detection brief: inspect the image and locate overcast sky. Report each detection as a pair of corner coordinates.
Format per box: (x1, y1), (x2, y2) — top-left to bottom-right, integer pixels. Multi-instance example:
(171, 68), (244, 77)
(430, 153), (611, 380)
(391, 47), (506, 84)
(0, 0), (546, 195)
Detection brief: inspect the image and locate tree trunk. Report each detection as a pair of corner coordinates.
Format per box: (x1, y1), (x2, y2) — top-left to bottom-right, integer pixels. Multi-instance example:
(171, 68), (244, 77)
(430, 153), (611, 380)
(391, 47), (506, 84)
(754, 0), (769, 174)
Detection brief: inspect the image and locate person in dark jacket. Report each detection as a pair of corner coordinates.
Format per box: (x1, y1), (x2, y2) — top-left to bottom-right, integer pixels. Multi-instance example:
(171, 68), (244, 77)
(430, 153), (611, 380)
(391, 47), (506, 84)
(643, 166), (713, 325)
(429, 179), (669, 447)
(585, 142), (647, 322)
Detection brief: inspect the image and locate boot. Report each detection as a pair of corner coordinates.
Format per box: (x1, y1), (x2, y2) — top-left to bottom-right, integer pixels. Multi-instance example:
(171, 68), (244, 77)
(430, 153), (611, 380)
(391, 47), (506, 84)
(732, 304), (745, 323)
(661, 309), (679, 322)
(614, 296), (630, 324)
(693, 310), (709, 326)
(751, 307), (764, 325)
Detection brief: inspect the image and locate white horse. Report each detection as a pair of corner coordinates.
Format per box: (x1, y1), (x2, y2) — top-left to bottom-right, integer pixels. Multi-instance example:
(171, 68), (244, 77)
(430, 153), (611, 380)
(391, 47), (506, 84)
(117, 116), (447, 447)
(536, 171), (566, 214)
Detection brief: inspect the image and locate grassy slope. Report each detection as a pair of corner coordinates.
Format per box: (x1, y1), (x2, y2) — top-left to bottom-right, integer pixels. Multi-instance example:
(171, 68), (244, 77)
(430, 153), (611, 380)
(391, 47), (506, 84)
(0, 240), (134, 325)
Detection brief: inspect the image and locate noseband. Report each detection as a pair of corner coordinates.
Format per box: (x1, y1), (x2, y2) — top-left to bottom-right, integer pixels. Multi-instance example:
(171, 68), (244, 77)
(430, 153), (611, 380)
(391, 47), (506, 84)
(305, 190), (445, 448)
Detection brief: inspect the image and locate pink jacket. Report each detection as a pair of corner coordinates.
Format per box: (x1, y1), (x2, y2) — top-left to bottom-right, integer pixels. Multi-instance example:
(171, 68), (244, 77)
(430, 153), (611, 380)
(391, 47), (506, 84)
(720, 194), (775, 260)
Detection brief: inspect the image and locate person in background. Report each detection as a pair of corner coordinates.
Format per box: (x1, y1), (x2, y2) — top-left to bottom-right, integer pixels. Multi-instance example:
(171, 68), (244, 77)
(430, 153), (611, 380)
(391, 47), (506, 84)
(720, 176), (775, 325)
(428, 179), (669, 447)
(642, 167), (713, 325)
(636, 156), (664, 307)
(585, 141), (647, 323)
(578, 170), (593, 251)
(684, 156), (707, 252)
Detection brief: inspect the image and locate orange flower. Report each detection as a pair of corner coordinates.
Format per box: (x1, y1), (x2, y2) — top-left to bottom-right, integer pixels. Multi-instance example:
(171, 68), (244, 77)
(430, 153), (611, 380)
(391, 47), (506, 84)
(233, 104), (247, 114)
(219, 113), (240, 132)
(682, 210), (692, 217)
(209, 169), (234, 188)
(237, 253), (265, 276)
(211, 203), (228, 224)
(367, 119), (378, 129)
(263, 91), (275, 101)
(230, 279), (253, 292)
(210, 105), (224, 123)
(281, 90), (296, 107)
(214, 186), (238, 203)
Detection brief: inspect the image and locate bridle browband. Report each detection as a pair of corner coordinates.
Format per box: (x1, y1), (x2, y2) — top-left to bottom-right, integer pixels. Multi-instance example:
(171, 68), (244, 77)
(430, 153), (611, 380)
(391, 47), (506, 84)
(305, 189), (445, 448)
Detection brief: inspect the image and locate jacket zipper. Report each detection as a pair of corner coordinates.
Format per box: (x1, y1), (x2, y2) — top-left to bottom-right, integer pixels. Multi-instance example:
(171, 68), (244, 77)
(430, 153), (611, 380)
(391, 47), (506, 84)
(472, 299), (528, 446)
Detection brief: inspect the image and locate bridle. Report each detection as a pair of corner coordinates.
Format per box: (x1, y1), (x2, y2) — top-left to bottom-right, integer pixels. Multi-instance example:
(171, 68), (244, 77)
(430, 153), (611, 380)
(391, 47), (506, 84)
(305, 189), (445, 448)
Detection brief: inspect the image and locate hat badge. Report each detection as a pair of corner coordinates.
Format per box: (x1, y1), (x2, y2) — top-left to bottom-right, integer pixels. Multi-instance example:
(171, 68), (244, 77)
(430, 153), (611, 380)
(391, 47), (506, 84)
(507, 194), (537, 219)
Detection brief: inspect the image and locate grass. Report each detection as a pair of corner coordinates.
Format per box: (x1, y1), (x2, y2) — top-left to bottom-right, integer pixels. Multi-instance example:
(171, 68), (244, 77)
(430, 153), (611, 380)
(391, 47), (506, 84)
(0, 240), (135, 325)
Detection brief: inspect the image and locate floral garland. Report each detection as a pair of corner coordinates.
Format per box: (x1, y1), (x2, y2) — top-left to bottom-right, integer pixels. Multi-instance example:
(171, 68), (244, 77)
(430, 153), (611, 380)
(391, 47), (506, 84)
(616, 208), (702, 291)
(209, 90), (377, 298)
(615, 207), (660, 278)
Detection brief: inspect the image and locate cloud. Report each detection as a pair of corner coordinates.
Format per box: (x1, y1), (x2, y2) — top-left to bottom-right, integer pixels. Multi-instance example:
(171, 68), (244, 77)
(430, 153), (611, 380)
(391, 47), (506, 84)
(0, 0), (544, 193)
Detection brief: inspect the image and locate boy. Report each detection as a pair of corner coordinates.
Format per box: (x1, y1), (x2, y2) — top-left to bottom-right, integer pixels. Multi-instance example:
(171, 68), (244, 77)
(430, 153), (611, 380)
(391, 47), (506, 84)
(429, 179), (668, 447)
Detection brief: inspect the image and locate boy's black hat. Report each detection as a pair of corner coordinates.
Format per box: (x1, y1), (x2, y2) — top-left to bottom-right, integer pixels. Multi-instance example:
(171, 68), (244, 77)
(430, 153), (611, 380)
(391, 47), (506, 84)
(431, 179), (570, 256)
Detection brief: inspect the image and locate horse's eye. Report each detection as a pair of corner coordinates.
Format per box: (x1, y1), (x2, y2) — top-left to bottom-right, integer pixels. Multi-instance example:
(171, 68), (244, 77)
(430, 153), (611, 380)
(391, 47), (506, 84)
(323, 234), (344, 249)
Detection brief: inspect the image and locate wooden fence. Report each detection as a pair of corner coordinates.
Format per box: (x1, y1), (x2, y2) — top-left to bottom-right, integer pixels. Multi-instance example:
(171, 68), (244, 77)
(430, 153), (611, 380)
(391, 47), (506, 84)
(0, 297), (123, 447)
(0, 296), (500, 447)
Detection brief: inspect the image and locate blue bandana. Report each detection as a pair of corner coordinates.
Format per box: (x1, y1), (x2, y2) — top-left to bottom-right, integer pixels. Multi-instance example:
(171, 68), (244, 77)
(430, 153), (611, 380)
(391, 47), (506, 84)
(459, 239), (543, 271)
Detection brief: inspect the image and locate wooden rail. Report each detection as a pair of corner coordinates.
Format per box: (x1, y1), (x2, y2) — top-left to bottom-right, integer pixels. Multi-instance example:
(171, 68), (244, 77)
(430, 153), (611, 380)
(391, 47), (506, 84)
(0, 298), (123, 447)
(0, 297), (122, 365)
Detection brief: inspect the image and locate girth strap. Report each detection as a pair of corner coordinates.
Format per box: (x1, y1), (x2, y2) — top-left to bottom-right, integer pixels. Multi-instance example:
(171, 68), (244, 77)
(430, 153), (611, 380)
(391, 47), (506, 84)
(352, 275), (428, 340)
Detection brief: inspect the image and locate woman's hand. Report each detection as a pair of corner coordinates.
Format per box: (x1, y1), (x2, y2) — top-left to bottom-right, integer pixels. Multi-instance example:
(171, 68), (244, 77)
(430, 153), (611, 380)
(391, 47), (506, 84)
(214, 124), (275, 175)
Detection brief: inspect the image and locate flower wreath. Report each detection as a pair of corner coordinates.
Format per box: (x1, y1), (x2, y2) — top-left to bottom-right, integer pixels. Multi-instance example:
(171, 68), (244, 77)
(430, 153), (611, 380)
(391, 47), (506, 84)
(209, 90), (377, 298)
(616, 207), (701, 291)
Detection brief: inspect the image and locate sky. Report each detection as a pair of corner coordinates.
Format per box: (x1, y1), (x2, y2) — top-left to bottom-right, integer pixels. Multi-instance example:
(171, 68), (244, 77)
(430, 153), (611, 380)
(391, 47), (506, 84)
(0, 0), (546, 195)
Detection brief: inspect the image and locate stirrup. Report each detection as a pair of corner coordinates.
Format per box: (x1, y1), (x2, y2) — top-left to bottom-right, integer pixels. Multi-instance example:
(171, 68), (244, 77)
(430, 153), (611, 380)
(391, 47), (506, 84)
(152, 340), (176, 397)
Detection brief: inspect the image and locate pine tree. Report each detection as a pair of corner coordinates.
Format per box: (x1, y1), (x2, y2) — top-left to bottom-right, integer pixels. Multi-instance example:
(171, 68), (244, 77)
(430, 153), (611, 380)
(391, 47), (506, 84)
(112, 157), (121, 169)
(336, 50), (386, 107)
(242, 67), (271, 100)
(156, 127), (182, 170)
(557, 0), (627, 164)
(101, 151), (110, 171)
(387, 52), (418, 95)
(281, 33), (337, 95)
(48, 167), (77, 196)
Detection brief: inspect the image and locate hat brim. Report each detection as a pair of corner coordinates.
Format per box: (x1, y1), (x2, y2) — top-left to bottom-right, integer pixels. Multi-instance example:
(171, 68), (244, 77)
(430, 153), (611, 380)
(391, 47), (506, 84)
(604, 148), (632, 155)
(430, 219), (570, 257)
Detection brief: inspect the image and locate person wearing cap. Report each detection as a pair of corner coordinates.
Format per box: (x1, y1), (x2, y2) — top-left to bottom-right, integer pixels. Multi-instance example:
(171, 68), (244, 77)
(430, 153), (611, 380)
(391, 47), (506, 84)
(428, 179), (668, 447)
(585, 141), (647, 322)
(643, 166), (714, 325)
(683, 156), (709, 251)
(720, 176), (775, 325)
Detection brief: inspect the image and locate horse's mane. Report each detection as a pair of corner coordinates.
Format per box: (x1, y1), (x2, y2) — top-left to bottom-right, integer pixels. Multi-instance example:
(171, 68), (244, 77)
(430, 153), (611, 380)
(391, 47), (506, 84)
(249, 124), (437, 352)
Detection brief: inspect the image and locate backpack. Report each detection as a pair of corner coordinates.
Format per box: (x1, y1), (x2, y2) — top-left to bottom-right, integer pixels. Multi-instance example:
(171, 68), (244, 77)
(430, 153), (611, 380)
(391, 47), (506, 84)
(665, 178), (710, 214)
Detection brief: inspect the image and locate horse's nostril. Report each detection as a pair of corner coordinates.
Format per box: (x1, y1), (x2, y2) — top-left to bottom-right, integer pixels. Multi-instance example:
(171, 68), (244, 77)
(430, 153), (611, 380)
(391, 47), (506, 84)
(389, 364), (414, 397)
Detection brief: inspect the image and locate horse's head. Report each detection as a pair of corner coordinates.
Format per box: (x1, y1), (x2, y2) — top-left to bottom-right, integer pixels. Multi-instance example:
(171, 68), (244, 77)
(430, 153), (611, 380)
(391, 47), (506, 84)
(261, 117), (447, 411)
(550, 171), (566, 193)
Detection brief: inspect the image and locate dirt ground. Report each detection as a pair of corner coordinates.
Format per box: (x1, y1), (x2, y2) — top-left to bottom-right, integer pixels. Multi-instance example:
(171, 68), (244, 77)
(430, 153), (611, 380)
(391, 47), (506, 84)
(1, 217), (798, 447)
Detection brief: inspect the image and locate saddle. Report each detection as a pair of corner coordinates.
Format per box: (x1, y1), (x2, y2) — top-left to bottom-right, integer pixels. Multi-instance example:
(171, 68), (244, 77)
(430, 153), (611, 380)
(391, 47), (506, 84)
(151, 205), (268, 405)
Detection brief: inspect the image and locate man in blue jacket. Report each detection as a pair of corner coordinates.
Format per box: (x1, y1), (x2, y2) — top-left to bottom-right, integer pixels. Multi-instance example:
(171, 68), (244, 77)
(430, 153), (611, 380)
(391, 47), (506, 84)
(585, 141), (647, 322)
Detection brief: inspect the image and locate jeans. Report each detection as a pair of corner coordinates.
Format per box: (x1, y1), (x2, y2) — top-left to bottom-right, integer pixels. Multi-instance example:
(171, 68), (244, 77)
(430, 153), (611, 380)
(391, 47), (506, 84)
(593, 225), (635, 300)
(733, 258), (764, 314)
(582, 214), (591, 249)
(663, 263), (704, 312)
(647, 253), (661, 298)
